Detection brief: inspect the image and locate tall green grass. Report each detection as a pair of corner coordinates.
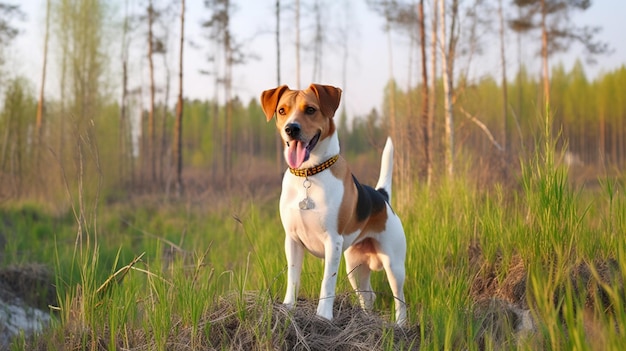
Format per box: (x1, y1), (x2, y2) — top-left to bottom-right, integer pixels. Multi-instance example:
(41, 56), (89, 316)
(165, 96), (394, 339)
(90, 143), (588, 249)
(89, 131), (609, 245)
(3, 110), (626, 349)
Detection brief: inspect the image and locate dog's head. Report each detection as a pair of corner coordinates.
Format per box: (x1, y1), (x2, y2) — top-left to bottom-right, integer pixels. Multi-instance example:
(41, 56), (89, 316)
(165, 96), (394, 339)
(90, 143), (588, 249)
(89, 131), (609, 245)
(260, 84), (342, 169)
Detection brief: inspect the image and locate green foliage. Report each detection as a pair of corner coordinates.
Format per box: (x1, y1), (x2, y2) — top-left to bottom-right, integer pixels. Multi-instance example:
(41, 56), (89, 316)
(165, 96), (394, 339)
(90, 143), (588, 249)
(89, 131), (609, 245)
(0, 77), (37, 194)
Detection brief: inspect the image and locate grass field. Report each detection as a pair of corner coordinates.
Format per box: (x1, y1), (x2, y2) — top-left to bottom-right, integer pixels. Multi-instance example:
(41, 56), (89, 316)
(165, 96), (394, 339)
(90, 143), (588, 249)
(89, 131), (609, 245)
(2, 126), (626, 350)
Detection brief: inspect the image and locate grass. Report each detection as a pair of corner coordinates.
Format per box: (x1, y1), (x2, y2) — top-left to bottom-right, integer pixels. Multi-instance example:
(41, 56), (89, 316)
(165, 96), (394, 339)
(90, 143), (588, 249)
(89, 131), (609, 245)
(2, 115), (626, 350)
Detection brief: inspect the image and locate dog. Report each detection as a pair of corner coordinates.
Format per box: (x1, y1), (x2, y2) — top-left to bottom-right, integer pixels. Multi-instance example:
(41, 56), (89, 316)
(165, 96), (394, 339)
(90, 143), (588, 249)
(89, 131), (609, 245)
(260, 83), (407, 325)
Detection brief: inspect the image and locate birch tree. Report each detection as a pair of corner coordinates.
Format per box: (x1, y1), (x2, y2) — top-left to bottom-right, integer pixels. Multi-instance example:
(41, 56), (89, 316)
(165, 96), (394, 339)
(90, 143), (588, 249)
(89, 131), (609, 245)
(438, 0), (460, 177)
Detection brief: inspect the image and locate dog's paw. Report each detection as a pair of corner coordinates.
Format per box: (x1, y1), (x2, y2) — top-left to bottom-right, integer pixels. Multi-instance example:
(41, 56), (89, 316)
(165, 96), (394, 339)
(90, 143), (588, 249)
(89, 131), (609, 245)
(282, 301), (296, 310)
(316, 305), (334, 321)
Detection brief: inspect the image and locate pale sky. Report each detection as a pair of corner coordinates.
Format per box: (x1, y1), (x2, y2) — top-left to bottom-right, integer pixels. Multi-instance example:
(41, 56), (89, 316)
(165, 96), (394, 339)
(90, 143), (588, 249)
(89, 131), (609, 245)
(7, 0), (626, 118)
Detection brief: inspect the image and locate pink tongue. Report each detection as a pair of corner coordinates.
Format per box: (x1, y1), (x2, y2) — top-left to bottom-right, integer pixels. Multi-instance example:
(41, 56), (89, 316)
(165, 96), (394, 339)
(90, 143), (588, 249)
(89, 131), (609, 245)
(287, 140), (308, 169)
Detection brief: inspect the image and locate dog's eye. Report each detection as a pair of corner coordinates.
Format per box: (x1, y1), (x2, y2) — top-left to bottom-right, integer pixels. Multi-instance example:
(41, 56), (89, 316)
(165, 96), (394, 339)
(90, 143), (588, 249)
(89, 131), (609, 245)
(278, 107), (286, 115)
(305, 106), (316, 115)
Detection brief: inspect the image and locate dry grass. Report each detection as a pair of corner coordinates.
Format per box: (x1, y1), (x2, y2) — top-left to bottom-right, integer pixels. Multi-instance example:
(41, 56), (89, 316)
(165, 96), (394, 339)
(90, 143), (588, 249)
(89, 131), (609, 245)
(26, 292), (419, 350)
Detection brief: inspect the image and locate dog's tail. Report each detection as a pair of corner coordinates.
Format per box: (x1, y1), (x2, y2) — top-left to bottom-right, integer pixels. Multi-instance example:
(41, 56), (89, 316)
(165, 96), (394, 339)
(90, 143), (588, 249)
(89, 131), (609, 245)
(375, 137), (394, 203)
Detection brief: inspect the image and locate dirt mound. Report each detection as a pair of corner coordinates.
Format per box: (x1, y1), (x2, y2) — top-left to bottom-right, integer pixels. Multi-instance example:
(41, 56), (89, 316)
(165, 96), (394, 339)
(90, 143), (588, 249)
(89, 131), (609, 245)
(206, 293), (419, 350)
(28, 292), (419, 350)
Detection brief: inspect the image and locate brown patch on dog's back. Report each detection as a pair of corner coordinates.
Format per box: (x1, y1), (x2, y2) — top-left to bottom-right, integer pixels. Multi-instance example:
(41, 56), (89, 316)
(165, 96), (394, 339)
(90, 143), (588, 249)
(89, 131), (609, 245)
(333, 157), (361, 235)
(362, 201), (388, 234)
(333, 158), (388, 236)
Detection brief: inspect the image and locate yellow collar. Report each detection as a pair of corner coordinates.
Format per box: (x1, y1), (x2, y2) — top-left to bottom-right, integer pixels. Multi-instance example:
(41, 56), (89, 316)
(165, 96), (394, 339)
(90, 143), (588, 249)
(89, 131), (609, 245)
(289, 155), (339, 177)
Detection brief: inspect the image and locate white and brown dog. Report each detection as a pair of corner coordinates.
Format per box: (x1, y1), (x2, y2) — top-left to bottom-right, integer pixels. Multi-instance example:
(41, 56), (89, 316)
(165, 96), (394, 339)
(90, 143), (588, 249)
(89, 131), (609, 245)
(260, 83), (407, 325)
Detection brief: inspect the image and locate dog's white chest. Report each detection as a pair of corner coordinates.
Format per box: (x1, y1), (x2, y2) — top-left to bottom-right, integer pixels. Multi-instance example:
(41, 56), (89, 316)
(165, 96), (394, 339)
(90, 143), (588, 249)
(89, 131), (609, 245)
(279, 172), (344, 257)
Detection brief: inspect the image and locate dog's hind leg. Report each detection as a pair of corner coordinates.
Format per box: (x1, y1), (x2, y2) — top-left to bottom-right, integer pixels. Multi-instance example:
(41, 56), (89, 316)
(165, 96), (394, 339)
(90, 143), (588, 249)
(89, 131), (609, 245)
(377, 216), (408, 325)
(344, 246), (376, 311)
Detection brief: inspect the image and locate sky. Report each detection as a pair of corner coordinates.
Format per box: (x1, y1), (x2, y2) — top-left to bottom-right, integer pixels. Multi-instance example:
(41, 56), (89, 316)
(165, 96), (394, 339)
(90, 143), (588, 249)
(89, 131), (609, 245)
(7, 0), (626, 118)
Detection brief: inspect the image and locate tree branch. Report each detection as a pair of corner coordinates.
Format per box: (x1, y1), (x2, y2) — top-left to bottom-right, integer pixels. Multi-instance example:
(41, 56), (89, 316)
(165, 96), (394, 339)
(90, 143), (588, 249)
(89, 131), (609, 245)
(459, 106), (504, 151)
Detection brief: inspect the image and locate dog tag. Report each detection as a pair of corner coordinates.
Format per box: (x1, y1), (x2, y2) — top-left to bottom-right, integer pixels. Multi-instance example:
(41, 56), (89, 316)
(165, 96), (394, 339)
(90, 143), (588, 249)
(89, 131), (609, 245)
(299, 178), (314, 210)
(299, 197), (315, 210)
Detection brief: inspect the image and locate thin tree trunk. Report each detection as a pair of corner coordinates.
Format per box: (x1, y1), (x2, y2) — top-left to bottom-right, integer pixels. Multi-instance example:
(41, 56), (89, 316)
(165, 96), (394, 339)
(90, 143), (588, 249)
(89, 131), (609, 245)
(295, 0), (301, 88)
(148, 1), (157, 183)
(439, 0), (454, 177)
(418, 0), (430, 184)
(120, 0), (130, 183)
(160, 50), (171, 184)
(223, 0), (233, 185)
(599, 110), (605, 165)
(312, 0), (323, 82)
(540, 0), (550, 107)
(174, 0), (185, 197)
(36, 0), (51, 157)
(516, 7), (523, 134)
(428, 0), (437, 185)
(275, 0), (282, 173)
(498, 0), (509, 176)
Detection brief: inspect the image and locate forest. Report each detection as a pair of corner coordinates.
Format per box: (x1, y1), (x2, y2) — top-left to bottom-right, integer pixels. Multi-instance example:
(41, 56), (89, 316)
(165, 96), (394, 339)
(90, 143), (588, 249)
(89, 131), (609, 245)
(0, 0), (622, 205)
(1, 0), (626, 349)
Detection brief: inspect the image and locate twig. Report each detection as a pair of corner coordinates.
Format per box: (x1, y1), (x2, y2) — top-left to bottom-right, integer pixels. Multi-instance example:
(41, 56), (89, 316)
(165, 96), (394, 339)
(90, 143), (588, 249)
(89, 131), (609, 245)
(96, 252), (146, 294)
(459, 106), (504, 151)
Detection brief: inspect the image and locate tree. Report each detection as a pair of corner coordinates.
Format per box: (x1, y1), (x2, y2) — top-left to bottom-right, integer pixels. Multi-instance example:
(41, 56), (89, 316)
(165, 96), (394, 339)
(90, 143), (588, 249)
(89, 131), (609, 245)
(497, 0), (509, 175)
(428, 0), (437, 185)
(0, 78), (36, 196)
(173, 0), (185, 197)
(202, 0), (250, 183)
(510, 0), (610, 106)
(119, 0), (133, 183)
(310, 0), (325, 82)
(35, 0), (51, 155)
(147, 0), (157, 183)
(53, 0), (107, 138)
(0, 3), (23, 65)
(439, 0), (460, 177)
(418, 0), (430, 184)
(294, 0), (301, 88)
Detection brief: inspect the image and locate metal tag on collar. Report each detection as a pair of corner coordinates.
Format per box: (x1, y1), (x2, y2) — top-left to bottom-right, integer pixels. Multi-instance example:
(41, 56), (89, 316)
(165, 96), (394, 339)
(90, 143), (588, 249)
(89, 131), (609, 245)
(299, 177), (315, 210)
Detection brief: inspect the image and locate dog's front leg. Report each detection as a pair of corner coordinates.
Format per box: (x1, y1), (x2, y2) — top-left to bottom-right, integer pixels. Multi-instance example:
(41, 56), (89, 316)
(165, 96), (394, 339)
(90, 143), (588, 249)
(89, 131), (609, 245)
(283, 235), (304, 309)
(316, 234), (344, 321)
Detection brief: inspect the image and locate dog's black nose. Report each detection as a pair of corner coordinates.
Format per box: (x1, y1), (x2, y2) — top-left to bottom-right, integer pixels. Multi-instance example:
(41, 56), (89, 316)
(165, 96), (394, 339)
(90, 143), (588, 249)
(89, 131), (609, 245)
(284, 123), (301, 138)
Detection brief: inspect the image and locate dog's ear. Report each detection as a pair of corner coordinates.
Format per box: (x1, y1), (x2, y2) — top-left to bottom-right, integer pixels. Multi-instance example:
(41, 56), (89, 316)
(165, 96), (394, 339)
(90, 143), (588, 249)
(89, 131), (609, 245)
(309, 84), (342, 118)
(260, 85), (289, 122)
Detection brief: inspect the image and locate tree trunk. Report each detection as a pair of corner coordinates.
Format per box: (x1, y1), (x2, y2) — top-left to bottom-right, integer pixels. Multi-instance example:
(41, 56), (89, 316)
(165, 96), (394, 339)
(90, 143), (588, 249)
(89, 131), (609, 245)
(295, 0), (301, 88)
(312, 0), (323, 82)
(160, 50), (171, 184)
(439, 0), (454, 177)
(174, 0), (185, 197)
(36, 0), (51, 160)
(385, 16), (397, 144)
(540, 0), (550, 107)
(498, 0), (509, 177)
(120, 0), (130, 183)
(275, 0), (282, 173)
(223, 0), (233, 185)
(428, 0), (437, 185)
(418, 0), (430, 185)
(147, 1), (157, 183)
